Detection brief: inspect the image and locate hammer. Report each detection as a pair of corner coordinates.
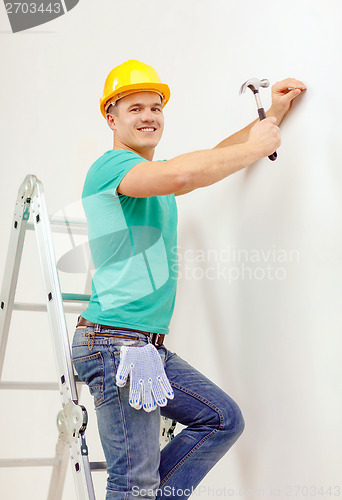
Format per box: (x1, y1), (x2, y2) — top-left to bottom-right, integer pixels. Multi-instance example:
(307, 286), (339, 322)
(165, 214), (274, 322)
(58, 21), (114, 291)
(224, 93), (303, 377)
(239, 78), (277, 161)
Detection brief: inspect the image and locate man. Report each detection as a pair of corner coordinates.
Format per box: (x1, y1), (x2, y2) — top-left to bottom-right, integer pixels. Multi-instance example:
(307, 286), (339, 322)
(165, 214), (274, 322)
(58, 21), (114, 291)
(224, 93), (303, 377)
(72, 59), (306, 499)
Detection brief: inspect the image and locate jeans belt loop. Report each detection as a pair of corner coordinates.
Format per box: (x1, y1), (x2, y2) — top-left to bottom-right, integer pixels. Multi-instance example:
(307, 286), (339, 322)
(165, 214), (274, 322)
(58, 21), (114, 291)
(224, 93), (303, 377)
(151, 333), (162, 346)
(86, 323), (100, 351)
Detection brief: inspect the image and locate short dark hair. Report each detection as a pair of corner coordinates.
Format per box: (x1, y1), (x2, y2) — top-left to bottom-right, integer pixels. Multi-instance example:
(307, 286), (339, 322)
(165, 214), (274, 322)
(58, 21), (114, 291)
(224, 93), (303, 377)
(106, 102), (119, 116)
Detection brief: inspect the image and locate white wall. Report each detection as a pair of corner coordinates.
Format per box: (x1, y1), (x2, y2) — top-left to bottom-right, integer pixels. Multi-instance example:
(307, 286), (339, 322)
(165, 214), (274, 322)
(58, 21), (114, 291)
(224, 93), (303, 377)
(1, 0), (341, 498)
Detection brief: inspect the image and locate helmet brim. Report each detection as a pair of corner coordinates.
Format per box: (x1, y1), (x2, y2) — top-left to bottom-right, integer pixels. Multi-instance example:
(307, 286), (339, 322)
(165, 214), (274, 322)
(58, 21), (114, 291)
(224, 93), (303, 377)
(100, 82), (170, 118)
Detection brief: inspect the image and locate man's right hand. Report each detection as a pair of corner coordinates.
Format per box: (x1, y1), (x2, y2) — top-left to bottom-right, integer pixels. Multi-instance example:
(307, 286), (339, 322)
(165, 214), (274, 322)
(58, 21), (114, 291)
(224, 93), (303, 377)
(247, 117), (281, 159)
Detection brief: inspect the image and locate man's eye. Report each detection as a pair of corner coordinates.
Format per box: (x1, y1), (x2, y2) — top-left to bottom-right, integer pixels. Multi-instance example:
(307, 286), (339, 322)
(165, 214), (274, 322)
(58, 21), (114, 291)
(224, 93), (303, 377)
(131, 108), (140, 112)
(153, 108), (162, 112)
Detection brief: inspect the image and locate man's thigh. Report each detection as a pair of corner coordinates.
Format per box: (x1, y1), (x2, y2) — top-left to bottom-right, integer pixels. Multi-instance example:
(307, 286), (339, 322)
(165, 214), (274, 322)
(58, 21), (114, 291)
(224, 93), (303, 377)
(160, 347), (241, 428)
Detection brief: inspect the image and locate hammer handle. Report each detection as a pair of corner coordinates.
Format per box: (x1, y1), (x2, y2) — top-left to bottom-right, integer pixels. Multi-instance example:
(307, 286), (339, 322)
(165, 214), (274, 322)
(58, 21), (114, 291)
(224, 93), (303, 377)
(258, 107), (277, 161)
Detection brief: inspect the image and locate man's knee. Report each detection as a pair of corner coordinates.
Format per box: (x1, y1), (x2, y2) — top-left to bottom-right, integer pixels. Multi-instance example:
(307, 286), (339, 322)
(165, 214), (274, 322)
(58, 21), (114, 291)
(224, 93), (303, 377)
(220, 396), (245, 441)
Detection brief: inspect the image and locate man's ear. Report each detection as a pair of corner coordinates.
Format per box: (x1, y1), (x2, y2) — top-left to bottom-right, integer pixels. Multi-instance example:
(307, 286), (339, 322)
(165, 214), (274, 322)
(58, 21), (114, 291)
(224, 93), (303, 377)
(106, 113), (116, 131)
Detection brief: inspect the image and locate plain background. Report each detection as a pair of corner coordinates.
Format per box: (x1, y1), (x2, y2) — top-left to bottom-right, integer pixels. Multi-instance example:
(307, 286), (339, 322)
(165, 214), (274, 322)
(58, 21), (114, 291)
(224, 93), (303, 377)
(1, 0), (342, 498)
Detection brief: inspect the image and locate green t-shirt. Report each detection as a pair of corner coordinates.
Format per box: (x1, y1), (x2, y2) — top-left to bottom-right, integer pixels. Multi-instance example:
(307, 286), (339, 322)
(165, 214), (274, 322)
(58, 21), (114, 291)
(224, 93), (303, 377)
(81, 149), (178, 335)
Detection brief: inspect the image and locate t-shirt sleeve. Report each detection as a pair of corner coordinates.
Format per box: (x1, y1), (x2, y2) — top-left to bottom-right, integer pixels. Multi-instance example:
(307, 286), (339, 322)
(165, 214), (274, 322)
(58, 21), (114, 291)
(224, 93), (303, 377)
(85, 150), (147, 196)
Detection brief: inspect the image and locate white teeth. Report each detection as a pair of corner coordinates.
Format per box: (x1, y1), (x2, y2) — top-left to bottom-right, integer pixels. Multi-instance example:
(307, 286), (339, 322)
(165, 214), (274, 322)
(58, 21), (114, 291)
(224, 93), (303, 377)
(139, 128), (155, 132)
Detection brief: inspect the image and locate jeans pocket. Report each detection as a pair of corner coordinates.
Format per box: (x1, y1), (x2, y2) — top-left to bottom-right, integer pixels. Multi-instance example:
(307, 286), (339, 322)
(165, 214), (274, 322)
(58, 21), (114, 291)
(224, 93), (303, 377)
(72, 349), (104, 407)
(109, 336), (149, 362)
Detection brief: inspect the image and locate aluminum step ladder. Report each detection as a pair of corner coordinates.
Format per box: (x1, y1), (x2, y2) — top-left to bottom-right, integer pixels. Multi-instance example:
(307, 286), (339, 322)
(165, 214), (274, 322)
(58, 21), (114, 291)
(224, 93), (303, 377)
(0, 174), (176, 500)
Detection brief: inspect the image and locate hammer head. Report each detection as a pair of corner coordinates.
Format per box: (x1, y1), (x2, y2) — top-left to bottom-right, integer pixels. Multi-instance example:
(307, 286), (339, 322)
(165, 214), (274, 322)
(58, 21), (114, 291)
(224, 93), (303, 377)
(239, 78), (270, 95)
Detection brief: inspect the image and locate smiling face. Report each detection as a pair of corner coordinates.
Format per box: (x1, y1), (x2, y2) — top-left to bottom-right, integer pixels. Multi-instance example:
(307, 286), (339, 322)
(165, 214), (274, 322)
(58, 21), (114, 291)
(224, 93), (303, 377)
(106, 91), (165, 160)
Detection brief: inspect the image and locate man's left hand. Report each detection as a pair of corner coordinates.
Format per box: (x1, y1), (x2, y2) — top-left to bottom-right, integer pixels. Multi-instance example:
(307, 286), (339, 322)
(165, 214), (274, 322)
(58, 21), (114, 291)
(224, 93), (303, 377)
(268, 78), (307, 125)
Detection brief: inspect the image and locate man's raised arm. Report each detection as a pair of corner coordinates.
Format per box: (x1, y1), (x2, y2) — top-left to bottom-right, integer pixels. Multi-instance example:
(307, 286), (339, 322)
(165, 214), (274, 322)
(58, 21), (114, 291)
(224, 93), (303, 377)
(118, 117), (279, 198)
(118, 78), (306, 199)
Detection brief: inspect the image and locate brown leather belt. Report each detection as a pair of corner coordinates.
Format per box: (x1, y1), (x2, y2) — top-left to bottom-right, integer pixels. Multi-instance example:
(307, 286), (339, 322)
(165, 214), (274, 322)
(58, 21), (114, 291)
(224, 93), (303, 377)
(76, 315), (165, 347)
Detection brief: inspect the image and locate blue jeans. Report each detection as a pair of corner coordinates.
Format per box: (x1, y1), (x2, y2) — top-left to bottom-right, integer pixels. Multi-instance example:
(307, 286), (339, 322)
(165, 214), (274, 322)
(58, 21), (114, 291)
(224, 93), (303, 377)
(72, 326), (244, 500)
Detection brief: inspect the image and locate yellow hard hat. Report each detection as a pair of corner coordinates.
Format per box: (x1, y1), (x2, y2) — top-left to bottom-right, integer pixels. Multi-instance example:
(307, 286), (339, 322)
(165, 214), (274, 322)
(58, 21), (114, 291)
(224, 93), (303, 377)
(100, 59), (171, 118)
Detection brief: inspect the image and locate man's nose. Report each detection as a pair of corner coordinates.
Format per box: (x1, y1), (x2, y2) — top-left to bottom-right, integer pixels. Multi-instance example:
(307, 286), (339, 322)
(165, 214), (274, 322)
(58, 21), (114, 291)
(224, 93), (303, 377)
(140, 109), (155, 121)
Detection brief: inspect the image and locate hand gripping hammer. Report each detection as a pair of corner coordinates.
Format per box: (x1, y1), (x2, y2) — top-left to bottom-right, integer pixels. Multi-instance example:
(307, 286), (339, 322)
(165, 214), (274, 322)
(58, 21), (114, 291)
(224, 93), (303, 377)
(239, 78), (277, 161)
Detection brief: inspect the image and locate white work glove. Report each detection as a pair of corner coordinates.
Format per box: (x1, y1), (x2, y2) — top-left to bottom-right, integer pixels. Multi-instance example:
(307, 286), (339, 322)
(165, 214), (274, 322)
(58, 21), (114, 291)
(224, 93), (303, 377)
(116, 343), (174, 412)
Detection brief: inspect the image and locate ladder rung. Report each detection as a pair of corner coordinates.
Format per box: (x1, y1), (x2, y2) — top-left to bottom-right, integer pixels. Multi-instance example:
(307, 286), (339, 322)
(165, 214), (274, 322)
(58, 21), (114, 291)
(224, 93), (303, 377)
(90, 461), (107, 471)
(0, 458), (60, 467)
(0, 379), (83, 390)
(49, 217), (87, 227)
(12, 302), (89, 313)
(0, 381), (59, 390)
(27, 220), (88, 235)
(62, 293), (91, 302)
(13, 302), (48, 312)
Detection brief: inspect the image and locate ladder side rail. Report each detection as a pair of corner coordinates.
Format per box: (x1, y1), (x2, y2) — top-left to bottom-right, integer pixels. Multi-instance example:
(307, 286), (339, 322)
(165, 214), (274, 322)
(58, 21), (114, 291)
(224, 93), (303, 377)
(47, 438), (70, 500)
(47, 378), (87, 500)
(31, 182), (78, 405)
(0, 192), (31, 379)
(31, 180), (96, 500)
(71, 435), (96, 500)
